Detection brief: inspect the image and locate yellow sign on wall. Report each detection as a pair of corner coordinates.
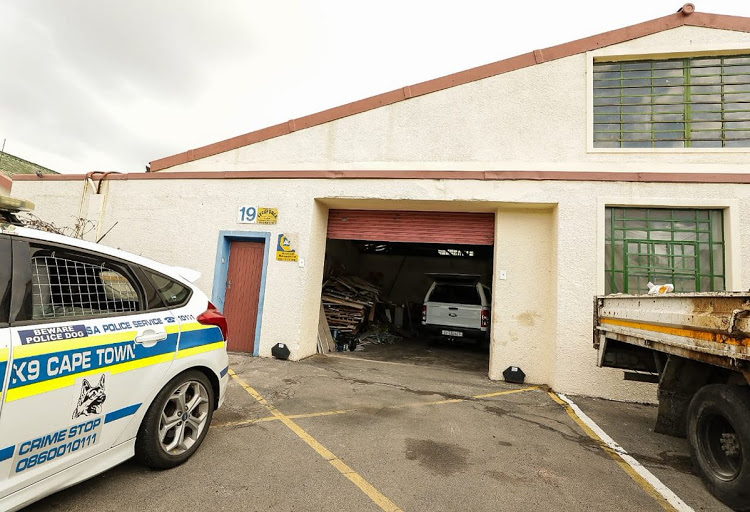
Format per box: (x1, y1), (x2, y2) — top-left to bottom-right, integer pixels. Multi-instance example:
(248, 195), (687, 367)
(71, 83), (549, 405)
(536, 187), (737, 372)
(258, 208), (278, 224)
(276, 233), (298, 262)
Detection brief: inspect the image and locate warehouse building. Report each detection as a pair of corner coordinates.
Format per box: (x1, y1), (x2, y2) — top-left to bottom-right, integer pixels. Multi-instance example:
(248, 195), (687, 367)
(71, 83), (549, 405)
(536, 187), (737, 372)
(12, 6), (750, 402)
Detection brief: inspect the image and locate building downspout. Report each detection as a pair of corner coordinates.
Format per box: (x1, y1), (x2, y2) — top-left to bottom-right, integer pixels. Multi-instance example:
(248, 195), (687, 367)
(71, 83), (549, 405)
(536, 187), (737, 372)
(80, 172), (118, 242)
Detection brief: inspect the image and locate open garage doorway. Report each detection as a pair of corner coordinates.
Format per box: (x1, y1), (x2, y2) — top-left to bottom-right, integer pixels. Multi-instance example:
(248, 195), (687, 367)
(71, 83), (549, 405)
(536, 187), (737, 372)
(320, 209), (495, 373)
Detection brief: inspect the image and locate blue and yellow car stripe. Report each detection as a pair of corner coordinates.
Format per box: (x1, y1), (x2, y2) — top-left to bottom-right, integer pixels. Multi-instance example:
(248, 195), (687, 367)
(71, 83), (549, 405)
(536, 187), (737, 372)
(176, 322), (225, 360)
(0, 402), (144, 464)
(4, 322), (223, 402)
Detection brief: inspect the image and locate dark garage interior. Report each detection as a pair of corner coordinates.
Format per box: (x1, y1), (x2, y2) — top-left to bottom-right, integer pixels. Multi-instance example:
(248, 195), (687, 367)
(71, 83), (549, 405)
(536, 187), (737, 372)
(321, 237), (493, 373)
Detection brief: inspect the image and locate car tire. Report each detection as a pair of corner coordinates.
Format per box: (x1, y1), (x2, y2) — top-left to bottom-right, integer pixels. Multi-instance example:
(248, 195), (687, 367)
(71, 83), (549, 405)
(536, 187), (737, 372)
(687, 384), (750, 511)
(135, 370), (215, 469)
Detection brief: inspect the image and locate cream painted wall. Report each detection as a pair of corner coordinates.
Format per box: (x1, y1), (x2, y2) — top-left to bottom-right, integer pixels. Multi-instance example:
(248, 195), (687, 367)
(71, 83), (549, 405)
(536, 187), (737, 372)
(13, 177), (750, 403)
(163, 26), (750, 175)
(489, 209), (556, 389)
(11, 24), (750, 404)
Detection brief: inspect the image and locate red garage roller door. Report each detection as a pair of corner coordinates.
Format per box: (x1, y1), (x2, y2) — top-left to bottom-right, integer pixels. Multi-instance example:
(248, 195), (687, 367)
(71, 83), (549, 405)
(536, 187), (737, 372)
(327, 210), (495, 245)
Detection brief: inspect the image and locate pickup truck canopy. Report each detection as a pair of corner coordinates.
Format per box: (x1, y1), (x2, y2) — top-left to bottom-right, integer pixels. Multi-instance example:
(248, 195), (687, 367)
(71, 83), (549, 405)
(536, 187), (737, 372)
(425, 273), (482, 285)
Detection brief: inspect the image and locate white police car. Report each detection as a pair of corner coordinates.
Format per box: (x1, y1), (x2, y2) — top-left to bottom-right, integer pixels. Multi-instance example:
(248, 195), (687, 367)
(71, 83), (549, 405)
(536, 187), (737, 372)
(0, 196), (229, 510)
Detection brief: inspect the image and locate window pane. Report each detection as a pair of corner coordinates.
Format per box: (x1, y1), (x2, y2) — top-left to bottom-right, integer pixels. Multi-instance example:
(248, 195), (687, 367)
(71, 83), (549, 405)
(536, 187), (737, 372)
(654, 140), (686, 148)
(650, 231), (672, 241)
(700, 277), (712, 292)
(605, 207), (724, 296)
(724, 139), (750, 147)
(31, 255), (140, 319)
(594, 54), (750, 147)
(691, 111), (722, 121)
(691, 140), (723, 148)
(429, 284), (480, 305)
(710, 211), (724, 241)
(713, 246), (724, 275)
(714, 277), (725, 291)
(146, 271), (191, 307)
(614, 241), (624, 270)
(648, 210), (671, 220)
(674, 277), (696, 292)
(625, 230), (647, 239)
(594, 132), (621, 142)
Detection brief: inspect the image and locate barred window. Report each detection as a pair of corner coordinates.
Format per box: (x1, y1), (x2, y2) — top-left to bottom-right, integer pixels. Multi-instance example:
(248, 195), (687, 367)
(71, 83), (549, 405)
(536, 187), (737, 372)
(594, 55), (750, 148)
(32, 255), (140, 319)
(605, 208), (725, 294)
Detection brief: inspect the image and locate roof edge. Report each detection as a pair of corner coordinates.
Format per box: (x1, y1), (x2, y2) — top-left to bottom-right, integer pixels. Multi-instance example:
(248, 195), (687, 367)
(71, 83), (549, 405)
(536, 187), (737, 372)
(12, 170), (750, 184)
(0, 172), (12, 191)
(0, 151), (58, 176)
(149, 9), (750, 172)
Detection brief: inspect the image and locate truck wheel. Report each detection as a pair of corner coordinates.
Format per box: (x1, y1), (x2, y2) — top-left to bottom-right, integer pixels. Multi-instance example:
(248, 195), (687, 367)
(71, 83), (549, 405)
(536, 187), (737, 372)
(687, 384), (750, 510)
(135, 370), (215, 469)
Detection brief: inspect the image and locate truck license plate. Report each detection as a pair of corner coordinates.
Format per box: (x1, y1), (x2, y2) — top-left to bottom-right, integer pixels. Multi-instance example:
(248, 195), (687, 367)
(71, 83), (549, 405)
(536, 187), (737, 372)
(441, 330), (463, 337)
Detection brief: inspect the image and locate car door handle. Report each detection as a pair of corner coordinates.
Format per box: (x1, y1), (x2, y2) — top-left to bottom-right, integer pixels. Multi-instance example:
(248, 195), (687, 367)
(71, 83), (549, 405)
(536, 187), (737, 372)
(134, 330), (168, 345)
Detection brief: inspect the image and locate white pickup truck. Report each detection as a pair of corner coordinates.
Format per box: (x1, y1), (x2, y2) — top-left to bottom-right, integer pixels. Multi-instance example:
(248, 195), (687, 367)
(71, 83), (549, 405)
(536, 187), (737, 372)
(594, 292), (750, 510)
(421, 274), (491, 343)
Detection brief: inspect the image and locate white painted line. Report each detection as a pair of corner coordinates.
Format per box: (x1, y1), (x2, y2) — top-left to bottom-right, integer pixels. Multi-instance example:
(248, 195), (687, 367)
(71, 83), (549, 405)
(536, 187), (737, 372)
(558, 394), (694, 512)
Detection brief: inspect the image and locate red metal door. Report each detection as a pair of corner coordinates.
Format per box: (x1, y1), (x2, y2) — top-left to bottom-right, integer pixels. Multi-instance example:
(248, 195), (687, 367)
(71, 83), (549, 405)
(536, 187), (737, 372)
(327, 210), (495, 245)
(224, 241), (264, 353)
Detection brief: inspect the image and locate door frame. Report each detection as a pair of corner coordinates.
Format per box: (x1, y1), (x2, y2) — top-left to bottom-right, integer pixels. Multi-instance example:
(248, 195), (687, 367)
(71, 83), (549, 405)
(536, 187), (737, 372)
(212, 231), (270, 356)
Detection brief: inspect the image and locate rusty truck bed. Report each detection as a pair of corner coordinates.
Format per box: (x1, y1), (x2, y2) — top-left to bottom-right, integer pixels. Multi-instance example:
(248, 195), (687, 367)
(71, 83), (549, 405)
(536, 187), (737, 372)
(595, 293), (750, 372)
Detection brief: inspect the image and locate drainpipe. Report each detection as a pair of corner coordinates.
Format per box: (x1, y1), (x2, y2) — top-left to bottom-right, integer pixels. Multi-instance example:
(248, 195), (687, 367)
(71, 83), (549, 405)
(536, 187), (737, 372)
(80, 171), (119, 242)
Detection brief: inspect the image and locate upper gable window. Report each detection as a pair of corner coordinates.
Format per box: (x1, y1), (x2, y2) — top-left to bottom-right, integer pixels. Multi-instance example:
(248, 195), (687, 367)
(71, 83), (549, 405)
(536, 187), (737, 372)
(593, 55), (750, 148)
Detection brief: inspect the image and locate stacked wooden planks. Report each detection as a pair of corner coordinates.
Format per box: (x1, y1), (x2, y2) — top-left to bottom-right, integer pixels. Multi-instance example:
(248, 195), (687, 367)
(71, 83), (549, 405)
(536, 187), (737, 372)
(321, 276), (380, 334)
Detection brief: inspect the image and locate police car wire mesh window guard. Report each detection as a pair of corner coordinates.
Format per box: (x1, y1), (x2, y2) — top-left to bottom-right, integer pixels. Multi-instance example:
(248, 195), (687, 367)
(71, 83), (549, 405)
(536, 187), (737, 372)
(593, 54), (750, 148)
(31, 256), (139, 319)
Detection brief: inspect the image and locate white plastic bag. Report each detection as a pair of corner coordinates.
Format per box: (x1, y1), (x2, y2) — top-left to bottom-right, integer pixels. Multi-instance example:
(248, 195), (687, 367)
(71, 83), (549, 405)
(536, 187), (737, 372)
(647, 281), (674, 295)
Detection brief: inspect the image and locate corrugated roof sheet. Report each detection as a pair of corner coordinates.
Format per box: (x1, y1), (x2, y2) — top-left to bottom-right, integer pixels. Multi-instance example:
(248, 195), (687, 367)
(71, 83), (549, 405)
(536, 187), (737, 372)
(0, 152), (58, 178)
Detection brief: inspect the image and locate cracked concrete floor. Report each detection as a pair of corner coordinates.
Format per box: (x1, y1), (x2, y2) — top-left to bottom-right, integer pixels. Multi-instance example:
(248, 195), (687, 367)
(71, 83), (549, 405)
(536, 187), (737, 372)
(27, 354), (729, 512)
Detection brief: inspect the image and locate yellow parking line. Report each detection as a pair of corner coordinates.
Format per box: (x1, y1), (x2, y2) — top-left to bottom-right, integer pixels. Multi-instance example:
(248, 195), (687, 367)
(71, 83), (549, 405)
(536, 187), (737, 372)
(215, 384), (541, 429)
(473, 386), (541, 399)
(547, 391), (687, 512)
(229, 369), (403, 512)
(215, 409), (353, 428)
(216, 385), (541, 427)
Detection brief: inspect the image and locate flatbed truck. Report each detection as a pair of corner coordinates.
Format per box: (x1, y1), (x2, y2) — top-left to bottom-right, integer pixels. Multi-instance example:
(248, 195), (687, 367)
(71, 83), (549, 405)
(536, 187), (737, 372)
(595, 293), (750, 510)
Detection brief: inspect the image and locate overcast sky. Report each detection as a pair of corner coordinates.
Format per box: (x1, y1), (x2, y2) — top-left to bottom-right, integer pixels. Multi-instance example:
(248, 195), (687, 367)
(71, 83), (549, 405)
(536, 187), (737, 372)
(1, 1), (749, 174)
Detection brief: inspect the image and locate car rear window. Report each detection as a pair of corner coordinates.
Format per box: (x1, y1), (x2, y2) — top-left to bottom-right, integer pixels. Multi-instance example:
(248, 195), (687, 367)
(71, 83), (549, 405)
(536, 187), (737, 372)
(145, 270), (191, 307)
(428, 284), (480, 305)
(31, 255), (140, 319)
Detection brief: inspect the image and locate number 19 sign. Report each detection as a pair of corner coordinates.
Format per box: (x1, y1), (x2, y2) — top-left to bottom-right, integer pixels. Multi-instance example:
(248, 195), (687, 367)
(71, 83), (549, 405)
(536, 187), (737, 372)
(238, 206), (278, 224)
(237, 206), (257, 223)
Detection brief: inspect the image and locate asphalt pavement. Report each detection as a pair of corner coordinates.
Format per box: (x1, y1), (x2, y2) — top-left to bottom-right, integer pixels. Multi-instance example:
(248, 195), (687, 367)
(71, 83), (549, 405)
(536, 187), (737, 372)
(25, 354), (730, 511)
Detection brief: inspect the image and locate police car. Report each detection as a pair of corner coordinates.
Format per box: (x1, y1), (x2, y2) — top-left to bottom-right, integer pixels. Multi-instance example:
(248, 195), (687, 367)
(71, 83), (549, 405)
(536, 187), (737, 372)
(0, 196), (229, 510)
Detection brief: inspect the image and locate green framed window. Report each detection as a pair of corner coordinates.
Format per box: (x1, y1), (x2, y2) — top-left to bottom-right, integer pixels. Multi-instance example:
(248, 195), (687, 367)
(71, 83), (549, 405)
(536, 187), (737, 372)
(594, 55), (750, 148)
(605, 208), (725, 294)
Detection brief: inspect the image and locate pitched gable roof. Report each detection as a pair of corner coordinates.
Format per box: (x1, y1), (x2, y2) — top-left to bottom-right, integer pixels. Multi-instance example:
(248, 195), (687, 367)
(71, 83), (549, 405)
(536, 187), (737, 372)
(0, 151), (58, 179)
(149, 5), (750, 172)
